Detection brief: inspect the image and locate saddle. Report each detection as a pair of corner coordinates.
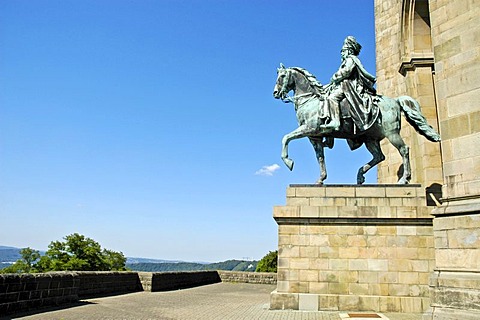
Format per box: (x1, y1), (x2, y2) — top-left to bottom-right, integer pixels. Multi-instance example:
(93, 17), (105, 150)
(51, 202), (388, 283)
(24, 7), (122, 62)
(338, 95), (381, 151)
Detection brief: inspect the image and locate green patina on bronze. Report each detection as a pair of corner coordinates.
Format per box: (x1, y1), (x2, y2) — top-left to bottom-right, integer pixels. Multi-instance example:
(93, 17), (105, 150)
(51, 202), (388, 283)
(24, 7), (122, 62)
(273, 36), (440, 185)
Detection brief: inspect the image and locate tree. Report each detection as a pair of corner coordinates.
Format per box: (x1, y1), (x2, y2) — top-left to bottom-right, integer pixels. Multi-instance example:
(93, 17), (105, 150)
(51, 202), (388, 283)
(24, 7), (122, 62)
(40, 233), (127, 271)
(255, 250), (277, 273)
(0, 247), (41, 273)
(1, 233), (127, 273)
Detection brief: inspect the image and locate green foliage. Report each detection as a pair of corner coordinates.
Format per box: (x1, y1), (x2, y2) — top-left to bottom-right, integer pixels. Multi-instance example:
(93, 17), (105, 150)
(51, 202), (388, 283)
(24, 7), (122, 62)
(255, 250), (277, 273)
(0, 233), (126, 273)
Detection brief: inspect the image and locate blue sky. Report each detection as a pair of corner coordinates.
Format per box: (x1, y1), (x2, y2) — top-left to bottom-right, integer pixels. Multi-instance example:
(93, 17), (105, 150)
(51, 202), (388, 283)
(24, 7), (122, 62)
(0, 0), (377, 262)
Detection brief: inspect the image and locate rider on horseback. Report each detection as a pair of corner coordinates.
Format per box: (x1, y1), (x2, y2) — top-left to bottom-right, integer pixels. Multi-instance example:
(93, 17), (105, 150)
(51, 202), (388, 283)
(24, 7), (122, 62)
(321, 36), (378, 132)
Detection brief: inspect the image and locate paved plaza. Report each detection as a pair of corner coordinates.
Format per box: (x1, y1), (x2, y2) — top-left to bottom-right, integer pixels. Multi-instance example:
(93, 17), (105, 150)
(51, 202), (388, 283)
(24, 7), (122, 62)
(3, 283), (424, 320)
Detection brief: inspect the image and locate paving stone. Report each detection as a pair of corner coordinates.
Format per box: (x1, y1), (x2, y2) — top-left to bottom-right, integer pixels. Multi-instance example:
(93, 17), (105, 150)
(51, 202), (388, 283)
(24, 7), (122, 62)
(4, 283), (424, 320)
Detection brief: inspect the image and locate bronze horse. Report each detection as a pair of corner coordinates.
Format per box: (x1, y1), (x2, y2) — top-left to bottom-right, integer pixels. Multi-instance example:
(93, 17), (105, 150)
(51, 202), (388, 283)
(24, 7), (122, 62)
(273, 64), (440, 184)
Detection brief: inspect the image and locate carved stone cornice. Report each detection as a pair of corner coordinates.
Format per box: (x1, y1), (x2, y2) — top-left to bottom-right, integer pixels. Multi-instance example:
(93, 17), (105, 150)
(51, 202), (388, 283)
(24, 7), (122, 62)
(399, 54), (435, 76)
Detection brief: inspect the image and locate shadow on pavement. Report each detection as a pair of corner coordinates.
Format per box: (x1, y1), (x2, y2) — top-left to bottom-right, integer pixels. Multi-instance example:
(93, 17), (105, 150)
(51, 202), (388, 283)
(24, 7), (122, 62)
(0, 301), (96, 320)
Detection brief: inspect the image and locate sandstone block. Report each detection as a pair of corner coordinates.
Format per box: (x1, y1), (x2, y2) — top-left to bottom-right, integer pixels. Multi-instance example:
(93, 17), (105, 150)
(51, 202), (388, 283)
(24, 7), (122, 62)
(290, 258), (310, 270)
(399, 272), (420, 285)
(329, 283), (349, 295)
(274, 206), (299, 218)
(338, 295), (360, 310)
(309, 282), (328, 294)
(379, 296), (400, 312)
(299, 246), (318, 258)
(349, 260), (369, 271)
(299, 270), (319, 282)
(358, 271), (378, 284)
(355, 187), (386, 197)
(368, 259), (389, 271)
(295, 187), (325, 198)
(349, 283), (369, 295)
(329, 259), (348, 271)
(325, 187), (355, 197)
(298, 293), (319, 311)
(300, 206), (319, 217)
(319, 295), (339, 311)
(286, 197), (309, 206)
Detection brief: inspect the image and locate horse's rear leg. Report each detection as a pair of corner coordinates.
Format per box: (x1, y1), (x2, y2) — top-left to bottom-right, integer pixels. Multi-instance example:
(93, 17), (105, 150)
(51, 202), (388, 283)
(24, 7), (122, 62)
(310, 138), (327, 184)
(386, 132), (411, 184)
(281, 125), (314, 171)
(357, 140), (385, 184)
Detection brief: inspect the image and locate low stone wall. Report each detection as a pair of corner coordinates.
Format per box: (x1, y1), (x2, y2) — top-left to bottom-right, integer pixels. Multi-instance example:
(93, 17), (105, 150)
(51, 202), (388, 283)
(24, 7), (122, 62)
(0, 270), (274, 315)
(0, 272), (79, 316)
(139, 271), (221, 292)
(218, 271), (277, 284)
(77, 271), (141, 298)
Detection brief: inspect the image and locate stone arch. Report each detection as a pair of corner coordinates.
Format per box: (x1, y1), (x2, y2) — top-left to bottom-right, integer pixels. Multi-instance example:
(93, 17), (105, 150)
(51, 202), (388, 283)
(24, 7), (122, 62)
(399, 0), (433, 74)
(398, 0), (443, 188)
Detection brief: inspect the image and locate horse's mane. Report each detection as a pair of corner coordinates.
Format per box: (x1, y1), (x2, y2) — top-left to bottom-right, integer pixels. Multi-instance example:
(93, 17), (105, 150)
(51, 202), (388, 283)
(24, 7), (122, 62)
(290, 67), (324, 95)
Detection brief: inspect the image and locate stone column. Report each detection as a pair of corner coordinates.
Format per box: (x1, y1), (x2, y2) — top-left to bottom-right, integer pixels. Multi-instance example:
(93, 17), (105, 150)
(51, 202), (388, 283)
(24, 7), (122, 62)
(428, 1), (480, 319)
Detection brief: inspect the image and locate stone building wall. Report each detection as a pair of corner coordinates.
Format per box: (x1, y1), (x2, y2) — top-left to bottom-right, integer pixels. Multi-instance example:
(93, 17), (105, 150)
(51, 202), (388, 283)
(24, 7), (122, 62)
(429, 0), (480, 201)
(374, 0), (442, 187)
(428, 1), (480, 319)
(374, 1), (480, 319)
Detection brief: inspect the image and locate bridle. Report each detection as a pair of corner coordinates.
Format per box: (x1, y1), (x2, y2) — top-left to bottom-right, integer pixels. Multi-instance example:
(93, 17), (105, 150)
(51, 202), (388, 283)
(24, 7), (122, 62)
(277, 68), (321, 108)
(277, 68), (291, 102)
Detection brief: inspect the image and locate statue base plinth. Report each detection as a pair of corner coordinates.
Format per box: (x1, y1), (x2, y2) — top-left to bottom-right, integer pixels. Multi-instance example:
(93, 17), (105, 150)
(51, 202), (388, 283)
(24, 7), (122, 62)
(270, 184), (434, 313)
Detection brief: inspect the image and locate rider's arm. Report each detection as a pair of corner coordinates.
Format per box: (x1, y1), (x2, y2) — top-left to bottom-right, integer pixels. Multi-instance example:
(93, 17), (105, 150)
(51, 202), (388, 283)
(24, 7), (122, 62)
(351, 56), (376, 82)
(331, 57), (355, 84)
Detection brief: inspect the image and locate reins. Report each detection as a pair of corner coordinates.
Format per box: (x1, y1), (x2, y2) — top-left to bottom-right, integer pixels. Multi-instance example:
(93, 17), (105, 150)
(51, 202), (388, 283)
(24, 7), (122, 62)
(280, 68), (326, 109)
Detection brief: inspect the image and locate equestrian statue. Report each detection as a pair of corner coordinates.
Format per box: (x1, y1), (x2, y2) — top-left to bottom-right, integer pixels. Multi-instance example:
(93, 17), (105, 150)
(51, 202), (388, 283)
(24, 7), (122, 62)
(272, 36), (440, 184)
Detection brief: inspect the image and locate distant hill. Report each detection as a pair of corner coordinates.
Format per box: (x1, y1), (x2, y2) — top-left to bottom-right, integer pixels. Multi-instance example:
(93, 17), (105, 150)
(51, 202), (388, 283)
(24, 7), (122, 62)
(126, 259), (258, 272)
(126, 257), (185, 264)
(0, 246), (257, 272)
(0, 246), (23, 263)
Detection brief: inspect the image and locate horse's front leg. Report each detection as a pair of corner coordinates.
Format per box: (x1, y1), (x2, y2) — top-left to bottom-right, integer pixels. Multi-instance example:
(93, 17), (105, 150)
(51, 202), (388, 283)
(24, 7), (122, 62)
(281, 125), (314, 171)
(310, 138), (327, 184)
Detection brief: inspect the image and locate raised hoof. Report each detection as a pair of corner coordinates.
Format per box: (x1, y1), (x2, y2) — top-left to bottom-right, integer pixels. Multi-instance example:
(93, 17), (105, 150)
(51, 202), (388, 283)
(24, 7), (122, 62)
(283, 158), (294, 171)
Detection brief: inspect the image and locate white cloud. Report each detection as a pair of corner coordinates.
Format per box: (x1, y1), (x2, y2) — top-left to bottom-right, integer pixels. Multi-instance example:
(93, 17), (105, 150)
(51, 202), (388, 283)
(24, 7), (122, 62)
(255, 164), (281, 176)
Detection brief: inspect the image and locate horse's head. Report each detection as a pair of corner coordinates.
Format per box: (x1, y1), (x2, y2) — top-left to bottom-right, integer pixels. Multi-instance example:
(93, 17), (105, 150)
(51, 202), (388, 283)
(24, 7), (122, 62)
(273, 63), (294, 101)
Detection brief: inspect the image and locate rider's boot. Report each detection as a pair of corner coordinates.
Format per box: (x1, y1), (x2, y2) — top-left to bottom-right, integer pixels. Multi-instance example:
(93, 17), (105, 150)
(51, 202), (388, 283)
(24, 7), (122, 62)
(321, 118), (340, 131)
(320, 96), (341, 131)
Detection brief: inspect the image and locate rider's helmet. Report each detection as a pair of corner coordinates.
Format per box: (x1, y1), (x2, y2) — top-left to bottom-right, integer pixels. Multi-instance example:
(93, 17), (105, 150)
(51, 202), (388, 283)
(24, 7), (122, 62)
(341, 36), (362, 56)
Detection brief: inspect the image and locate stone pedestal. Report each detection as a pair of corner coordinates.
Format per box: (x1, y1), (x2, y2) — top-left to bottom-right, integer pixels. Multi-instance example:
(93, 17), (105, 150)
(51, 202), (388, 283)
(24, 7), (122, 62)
(270, 184), (435, 313)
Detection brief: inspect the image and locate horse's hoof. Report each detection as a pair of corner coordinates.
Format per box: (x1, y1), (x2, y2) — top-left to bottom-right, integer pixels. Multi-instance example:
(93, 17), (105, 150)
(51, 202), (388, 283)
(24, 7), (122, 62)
(315, 180), (324, 185)
(357, 171), (365, 184)
(284, 159), (294, 171)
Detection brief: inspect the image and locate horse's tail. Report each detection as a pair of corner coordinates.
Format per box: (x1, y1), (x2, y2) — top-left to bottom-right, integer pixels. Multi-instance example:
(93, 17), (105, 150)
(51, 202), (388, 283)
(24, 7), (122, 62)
(396, 96), (441, 142)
